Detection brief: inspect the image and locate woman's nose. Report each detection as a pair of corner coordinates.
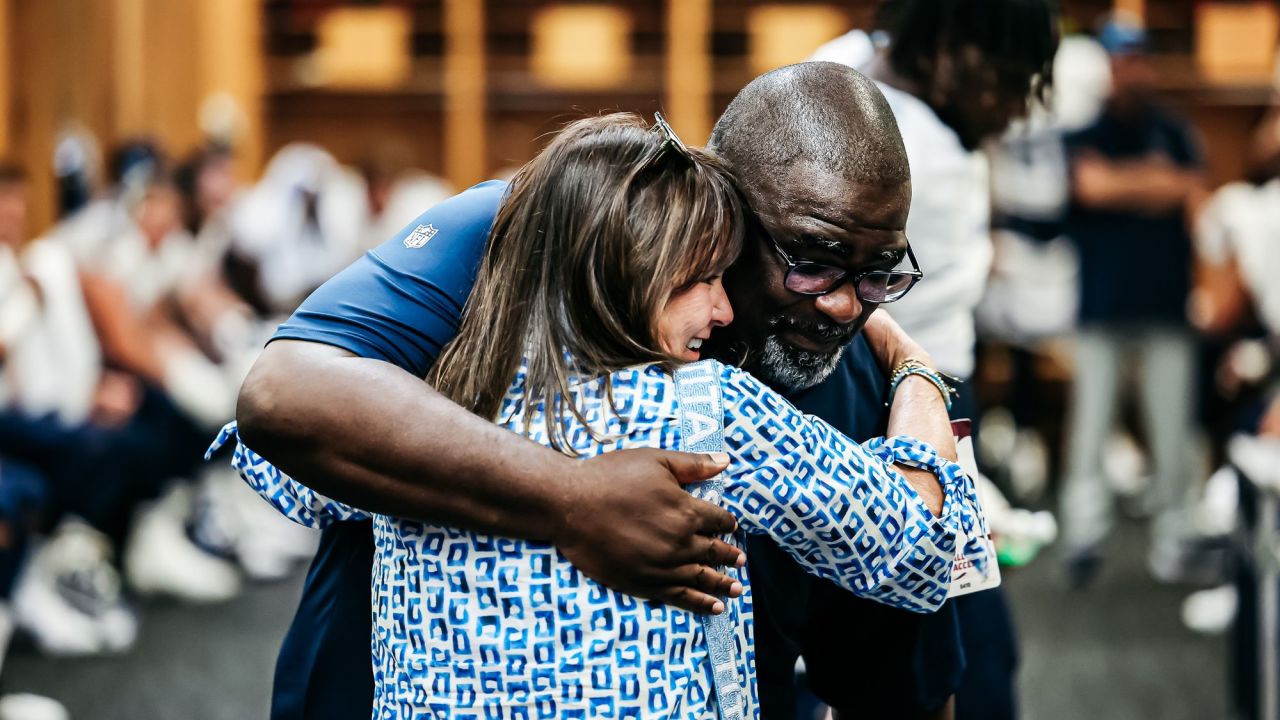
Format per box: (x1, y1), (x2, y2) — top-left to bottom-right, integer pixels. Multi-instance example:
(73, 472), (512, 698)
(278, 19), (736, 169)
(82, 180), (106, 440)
(712, 284), (734, 327)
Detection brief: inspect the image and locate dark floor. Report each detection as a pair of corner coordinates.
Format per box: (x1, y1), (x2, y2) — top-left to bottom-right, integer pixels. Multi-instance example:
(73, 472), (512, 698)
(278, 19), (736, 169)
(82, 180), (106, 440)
(0, 519), (1228, 720)
(1008, 520), (1228, 720)
(1, 575), (301, 719)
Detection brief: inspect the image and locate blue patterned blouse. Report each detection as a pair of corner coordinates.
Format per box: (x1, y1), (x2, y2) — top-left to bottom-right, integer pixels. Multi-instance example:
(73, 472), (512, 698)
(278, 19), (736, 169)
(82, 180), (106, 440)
(209, 359), (988, 720)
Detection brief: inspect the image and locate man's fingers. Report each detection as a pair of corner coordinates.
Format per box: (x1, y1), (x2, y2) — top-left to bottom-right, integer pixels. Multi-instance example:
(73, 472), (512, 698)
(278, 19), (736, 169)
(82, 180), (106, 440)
(660, 586), (726, 615)
(700, 536), (745, 569)
(663, 450), (730, 485)
(680, 492), (737, 536)
(684, 562), (744, 599)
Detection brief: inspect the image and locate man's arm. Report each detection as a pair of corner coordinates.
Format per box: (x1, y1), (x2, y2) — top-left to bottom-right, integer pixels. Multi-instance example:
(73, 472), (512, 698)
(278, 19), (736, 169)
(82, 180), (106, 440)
(1072, 151), (1203, 215)
(237, 339), (746, 613)
(79, 272), (167, 384)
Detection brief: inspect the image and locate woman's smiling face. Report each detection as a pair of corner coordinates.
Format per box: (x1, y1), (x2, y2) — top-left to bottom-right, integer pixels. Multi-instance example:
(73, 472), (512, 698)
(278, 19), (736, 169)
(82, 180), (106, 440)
(658, 275), (735, 362)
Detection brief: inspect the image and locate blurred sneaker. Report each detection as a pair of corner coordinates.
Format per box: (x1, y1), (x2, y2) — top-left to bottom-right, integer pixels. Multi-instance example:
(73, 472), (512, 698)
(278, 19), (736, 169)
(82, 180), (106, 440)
(125, 485), (241, 604)
(195, 467), (318, 582)
(233, 480), (318, 582)
(978, 407), (1018, 470)
(1104, 430), (1150, 493)
(1195, 465), (1239, 539)
(1147, 537), (1223, 585)
(995, 509), (1057, 567)
(12, 520), (135, 656)
(0, 694), (68, 720)
(1181, 584), (1236, 635)
(1062, 545), (1103, 590)
(0, 603), (13, 674)
(189, 471), (240, 561)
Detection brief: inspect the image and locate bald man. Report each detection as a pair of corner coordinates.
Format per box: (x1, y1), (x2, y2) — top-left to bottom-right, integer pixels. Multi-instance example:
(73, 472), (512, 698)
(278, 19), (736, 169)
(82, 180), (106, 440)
(239, 64), (960, 719)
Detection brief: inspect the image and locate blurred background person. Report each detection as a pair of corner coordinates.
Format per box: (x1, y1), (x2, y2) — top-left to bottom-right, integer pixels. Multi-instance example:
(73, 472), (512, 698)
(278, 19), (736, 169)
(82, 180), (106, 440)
(1184, 54), (1280, 717)
(0, 160), (150, 656)
(223, 144), (366, 317)
(50, 141), (245, 604)
(975, 34), (1111, 506)
(1057, 13), (1210, 588)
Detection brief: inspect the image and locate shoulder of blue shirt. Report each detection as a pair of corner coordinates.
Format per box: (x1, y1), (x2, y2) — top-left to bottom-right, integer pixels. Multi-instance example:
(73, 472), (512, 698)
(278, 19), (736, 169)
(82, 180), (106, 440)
(274, 178), (888, 432)
(271, 180), (509, 377)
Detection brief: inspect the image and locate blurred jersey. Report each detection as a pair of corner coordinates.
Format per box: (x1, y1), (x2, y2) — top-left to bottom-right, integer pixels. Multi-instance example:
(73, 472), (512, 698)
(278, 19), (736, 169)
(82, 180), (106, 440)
(0, 237), (102, 425)
(56, 199), (199, 312)
(1064, 105), (1202, 327)
(977, 36), (1113, 345)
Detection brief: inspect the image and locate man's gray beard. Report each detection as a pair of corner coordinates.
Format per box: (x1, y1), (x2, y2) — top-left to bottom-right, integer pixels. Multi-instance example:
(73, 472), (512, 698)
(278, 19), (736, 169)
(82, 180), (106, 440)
(755, 333), (845, 393)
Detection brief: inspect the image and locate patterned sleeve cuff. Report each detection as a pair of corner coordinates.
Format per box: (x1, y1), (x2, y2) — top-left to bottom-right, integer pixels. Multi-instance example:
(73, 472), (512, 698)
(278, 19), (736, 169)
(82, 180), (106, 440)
(865, 435), (992, 580)
(206, 421), (366, 528)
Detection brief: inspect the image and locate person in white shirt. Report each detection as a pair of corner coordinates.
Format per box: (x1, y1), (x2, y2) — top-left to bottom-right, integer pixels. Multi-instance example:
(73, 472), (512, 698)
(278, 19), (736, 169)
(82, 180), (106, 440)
(52, 143), (245, 604)
(809, 2), (1057, 718)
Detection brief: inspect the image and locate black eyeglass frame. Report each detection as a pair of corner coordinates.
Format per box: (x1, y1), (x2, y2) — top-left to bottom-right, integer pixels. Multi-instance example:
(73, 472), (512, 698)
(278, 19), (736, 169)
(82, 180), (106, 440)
(767, 232), (924, 303)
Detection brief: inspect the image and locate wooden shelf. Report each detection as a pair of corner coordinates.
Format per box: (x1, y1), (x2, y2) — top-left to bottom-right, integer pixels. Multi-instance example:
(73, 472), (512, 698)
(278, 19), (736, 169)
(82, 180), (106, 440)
(258, 0), (1279, 188)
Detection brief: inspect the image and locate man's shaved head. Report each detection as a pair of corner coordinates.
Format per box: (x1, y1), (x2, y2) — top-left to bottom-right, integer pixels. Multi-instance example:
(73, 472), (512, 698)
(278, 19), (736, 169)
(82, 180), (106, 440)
(708, 62), (909, 189)
(705, 63), (915, 392)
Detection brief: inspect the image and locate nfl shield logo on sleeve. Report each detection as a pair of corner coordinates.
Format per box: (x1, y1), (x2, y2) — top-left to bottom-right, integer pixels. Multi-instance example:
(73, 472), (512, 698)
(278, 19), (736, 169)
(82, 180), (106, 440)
(404, 224), (438, 249)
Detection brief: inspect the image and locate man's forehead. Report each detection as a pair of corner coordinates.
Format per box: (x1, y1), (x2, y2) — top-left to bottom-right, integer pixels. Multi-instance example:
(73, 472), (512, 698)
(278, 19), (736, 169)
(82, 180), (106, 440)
(747, 163), (910, 232)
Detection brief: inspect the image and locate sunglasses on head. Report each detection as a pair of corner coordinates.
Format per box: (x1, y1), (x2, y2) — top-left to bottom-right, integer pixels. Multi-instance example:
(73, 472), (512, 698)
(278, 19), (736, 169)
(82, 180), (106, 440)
(642, 112), (696, 170)
(768, 233), (923, 303)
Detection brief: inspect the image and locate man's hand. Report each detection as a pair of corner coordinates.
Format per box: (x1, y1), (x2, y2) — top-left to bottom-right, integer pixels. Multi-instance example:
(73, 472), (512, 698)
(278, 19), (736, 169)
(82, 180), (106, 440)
(554, 448), (746, 614)
(240, 341), (745, 616)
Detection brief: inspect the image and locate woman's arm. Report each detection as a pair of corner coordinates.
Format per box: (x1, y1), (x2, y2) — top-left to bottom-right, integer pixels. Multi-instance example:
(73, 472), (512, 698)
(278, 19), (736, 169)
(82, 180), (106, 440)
(715, 363), (987, 614)
(862, 310), (956, 516)
(207, 422), (371, 529)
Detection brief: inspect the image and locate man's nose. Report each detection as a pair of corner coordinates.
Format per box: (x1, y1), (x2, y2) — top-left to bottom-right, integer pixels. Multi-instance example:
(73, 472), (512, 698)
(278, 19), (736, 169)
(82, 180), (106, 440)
(813, 283), (862, 326)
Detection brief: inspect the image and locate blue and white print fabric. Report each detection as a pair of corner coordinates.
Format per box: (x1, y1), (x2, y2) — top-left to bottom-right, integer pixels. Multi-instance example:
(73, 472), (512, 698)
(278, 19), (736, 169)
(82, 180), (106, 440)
(209, 359), (987, 720)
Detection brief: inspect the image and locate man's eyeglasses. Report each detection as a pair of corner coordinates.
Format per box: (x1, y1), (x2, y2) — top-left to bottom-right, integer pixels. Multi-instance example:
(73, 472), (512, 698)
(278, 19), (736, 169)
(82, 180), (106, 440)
(768, 234), (923, 303)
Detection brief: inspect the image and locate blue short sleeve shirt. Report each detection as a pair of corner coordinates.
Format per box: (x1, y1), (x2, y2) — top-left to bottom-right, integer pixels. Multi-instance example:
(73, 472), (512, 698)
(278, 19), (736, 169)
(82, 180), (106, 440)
(273, 180), (508, 376)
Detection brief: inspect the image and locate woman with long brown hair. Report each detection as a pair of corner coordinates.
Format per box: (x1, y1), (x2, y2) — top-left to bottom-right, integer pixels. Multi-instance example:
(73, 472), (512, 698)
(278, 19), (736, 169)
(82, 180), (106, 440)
(216, 113), (988, 719)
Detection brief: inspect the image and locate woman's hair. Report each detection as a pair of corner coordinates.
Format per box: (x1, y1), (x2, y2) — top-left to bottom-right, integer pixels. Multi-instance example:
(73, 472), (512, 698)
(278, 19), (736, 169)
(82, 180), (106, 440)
(428, 113), (745, 451)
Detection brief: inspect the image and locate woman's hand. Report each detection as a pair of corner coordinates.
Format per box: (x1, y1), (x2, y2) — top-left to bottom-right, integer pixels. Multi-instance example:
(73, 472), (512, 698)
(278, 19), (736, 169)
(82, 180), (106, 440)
(862, 309), (935, 374)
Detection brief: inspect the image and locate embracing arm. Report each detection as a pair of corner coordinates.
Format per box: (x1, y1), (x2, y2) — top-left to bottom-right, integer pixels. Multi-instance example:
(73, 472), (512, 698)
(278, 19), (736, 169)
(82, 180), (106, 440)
(717, 361), (987, 613)
(862, 310), (957, 516)
(237, 339), (744, 612)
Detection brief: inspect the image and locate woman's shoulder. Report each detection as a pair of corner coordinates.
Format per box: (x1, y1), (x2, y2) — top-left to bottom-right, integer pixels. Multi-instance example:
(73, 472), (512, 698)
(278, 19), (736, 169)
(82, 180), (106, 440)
(672, 360), (793, 414)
